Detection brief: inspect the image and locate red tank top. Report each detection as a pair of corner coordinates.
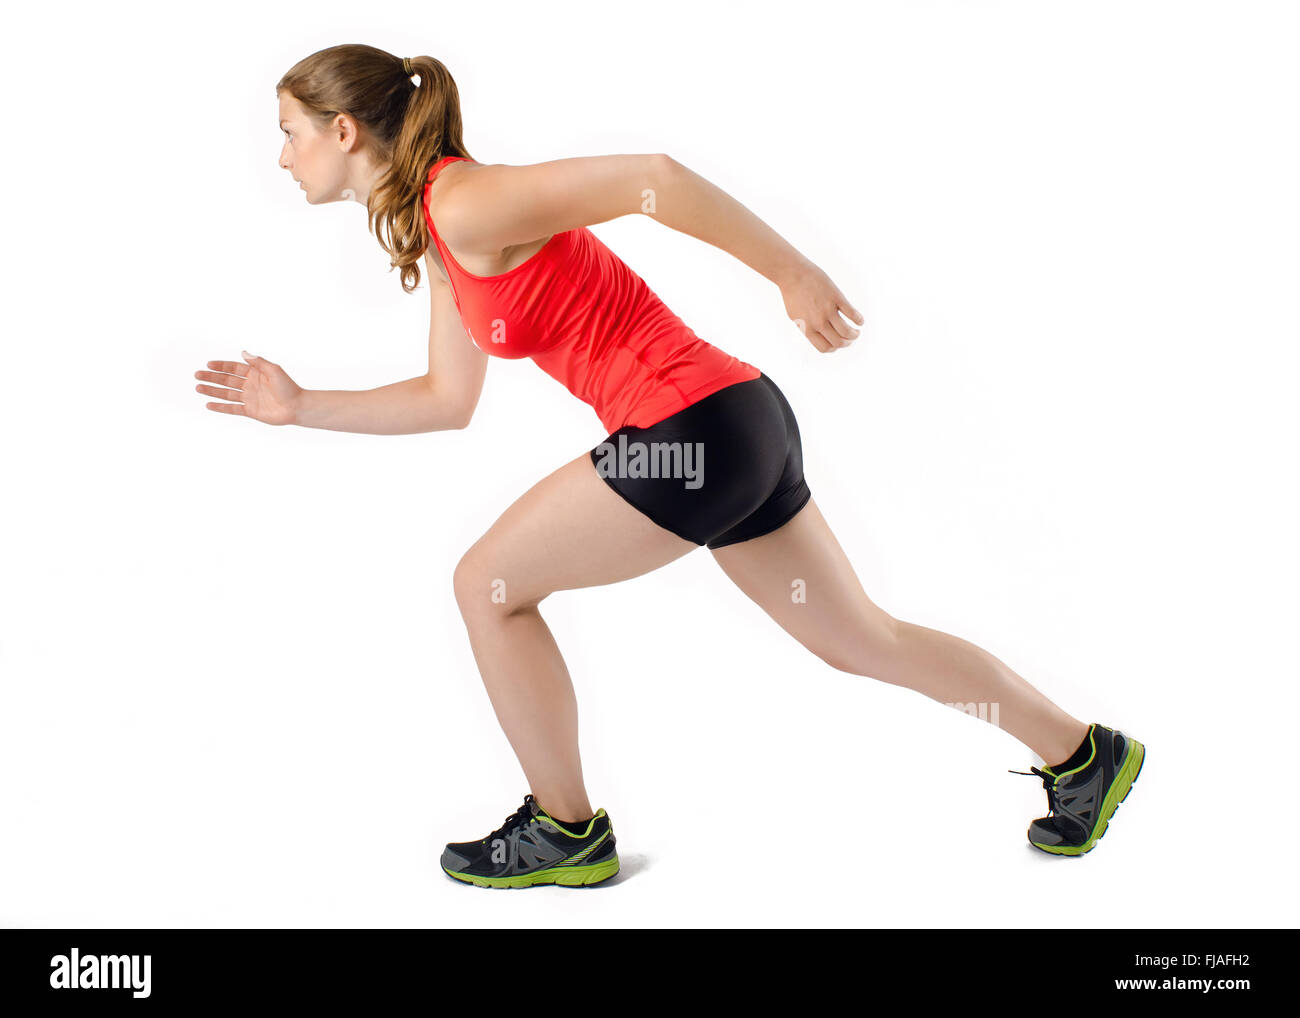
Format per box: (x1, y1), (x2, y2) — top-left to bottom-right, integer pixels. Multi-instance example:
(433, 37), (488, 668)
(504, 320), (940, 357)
(422, 156), (761, 433)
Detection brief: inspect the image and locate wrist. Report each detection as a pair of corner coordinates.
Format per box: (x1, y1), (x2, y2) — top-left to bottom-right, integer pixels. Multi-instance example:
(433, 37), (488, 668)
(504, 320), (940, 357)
(772, 253), (815, 289)
(287, 388), (314, 428)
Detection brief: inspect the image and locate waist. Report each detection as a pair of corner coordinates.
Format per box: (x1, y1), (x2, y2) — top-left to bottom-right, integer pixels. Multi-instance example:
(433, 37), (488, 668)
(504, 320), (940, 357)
(532, 336), (760, 433)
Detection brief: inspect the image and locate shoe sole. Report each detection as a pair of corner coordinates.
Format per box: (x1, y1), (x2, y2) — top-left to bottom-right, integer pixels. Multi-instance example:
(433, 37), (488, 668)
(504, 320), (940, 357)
(1029, 737), (1145, 857)
(442, 856), (620, 889)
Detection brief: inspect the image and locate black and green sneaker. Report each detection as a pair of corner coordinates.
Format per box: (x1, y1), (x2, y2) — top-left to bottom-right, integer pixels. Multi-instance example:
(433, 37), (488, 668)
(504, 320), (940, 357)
(1010, 722), (1146, 856)
(440, 793), (620, 888)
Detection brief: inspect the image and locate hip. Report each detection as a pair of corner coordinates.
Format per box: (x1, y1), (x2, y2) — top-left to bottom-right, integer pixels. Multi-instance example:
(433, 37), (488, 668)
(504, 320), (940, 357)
(588, 371), (810, 548)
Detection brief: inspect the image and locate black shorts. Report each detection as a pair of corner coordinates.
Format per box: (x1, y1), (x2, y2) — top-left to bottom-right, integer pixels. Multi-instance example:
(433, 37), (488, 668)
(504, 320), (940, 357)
(588, 372), (812, 549)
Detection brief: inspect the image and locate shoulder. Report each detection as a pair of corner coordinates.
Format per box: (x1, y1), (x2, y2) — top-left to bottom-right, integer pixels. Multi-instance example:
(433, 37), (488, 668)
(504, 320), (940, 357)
(424, 160), (490, 254)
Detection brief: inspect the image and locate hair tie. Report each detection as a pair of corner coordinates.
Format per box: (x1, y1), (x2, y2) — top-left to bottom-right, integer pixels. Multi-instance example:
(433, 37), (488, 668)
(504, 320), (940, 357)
(402, 56), (414, 76)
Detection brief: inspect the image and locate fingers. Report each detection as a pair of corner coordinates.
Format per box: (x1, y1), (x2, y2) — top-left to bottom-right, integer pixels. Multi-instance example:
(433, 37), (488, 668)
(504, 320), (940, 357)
(793, 301), (862, 353)
(792, 318), (833, 353)
(815, 324), (846, 351)
(829, 302), (862, 342)
(820, 286), (863, 346)
(823, 312), (857, 344)
(836, 292), (865, 328)
(800, 316), (851, 352)
(197, 353), (261, 416)
(195, 368), (245, 389)
(203, 360), (250, 378)
(205, 401), (247, 415)
(196, 383), (245, 402)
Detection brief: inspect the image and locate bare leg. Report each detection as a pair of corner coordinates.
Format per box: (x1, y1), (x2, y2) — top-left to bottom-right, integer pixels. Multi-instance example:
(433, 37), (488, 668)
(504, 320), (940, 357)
(710, 497), (1089, 765)
(453, 450), (697, 822)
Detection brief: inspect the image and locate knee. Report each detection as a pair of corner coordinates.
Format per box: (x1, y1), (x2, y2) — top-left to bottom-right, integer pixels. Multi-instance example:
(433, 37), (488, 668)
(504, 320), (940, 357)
(452, 546), (544, 622)
(452, 547), (497, 620)
(820, 612), (903, 678)
(881, 612), (902, 643)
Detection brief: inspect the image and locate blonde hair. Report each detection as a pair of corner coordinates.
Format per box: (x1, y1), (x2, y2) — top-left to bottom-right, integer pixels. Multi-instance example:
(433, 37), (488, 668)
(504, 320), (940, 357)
(276, 43), (473, 293)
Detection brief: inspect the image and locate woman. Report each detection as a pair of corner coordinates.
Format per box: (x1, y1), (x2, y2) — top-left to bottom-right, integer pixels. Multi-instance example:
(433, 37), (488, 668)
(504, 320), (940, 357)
(195, 44), (1144, 887)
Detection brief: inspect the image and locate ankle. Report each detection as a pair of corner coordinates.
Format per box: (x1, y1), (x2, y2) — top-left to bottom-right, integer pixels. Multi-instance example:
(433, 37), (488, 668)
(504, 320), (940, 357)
(535, 796), (594, 824)
(1044, 721), (1094, 771)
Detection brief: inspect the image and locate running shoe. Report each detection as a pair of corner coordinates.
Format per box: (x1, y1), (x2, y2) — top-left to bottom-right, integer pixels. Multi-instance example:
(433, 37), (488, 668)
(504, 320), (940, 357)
(1009, 722), (1145, 856)
(440, 793), (620, 888)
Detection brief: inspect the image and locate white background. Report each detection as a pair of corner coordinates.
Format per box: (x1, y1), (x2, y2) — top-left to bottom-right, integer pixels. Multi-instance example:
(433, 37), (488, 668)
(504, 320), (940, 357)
(2, 0), (1296, 928)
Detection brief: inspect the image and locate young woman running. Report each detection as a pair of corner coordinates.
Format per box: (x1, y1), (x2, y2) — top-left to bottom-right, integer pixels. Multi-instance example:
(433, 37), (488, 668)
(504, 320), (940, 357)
(196, 45), (1145, 887)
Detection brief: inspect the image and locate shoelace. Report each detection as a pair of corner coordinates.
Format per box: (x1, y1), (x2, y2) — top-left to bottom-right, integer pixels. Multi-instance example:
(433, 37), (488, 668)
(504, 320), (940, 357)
(485, 795), (537, 842)
(1008, 766), (1061, 817)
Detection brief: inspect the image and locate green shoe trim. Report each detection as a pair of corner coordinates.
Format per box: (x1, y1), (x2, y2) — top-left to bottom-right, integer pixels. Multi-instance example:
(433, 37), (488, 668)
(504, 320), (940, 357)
(1031, 737), (1145, 856)
(443, 855), (620, 888)
(1042, 723), (1100, 781)
(536, 807), (607, 838)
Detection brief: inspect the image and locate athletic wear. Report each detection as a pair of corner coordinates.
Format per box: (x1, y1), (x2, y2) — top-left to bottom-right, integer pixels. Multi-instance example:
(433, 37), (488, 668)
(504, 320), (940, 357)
(1048, 728), (1095, 774)
(552, 816), (595, 834)
(1009, 723), (1146, 856)
(590, 371), (811, 549)
(441, 793), (620, 888)
(423, 156), (761, 434)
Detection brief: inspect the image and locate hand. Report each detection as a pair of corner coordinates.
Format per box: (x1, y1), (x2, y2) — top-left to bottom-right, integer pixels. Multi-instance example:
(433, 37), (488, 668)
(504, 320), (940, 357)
(779, 262), (864, 352)
(195, 351), (303, 426)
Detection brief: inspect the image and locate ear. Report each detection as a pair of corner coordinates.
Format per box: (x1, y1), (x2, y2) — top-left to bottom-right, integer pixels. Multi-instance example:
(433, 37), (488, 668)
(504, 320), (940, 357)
(333, 112), (363, 152)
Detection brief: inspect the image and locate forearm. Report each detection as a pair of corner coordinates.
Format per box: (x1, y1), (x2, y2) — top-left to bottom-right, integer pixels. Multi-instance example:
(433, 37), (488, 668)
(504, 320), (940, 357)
(648, 157), (814, 286)
(292, 375), (464, 435)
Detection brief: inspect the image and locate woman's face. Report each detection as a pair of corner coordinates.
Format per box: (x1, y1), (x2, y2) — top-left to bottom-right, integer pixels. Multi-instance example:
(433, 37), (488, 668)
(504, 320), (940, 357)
(277, 92), (350, 203)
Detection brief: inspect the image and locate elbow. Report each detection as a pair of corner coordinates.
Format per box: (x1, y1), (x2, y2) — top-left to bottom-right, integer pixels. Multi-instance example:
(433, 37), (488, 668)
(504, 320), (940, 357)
(423, 376), (475, 431)
(436, 403), (473, 431)
(449, 392), (479, 430)
(640, 154), (678, 219)
(446, 397), (476, 430)
(651, 152), (678, 190)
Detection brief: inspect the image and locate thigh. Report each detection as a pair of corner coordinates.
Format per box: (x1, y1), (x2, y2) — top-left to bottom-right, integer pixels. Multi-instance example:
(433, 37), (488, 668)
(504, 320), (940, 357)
(455, 449), (699, 612)
(709, 496), (898, 674)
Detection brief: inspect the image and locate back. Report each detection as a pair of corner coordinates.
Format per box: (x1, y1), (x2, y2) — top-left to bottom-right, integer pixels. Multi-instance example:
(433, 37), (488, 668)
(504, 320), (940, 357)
(424, 155), (760, 433)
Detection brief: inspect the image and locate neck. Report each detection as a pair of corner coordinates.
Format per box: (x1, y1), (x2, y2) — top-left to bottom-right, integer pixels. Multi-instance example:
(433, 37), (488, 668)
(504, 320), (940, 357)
(344, 151), (388, 207)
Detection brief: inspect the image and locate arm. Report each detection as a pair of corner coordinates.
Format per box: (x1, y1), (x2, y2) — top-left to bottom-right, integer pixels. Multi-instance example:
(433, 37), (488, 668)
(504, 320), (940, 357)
(438, 151), (863, 353)
(645, 157), (811, 287)
(438, 151), (799, 281)
(433, 152), (669, 254)
(292, 376), (461, 435)
(292, 262), (486, 434)
(646, 156), (864, 352)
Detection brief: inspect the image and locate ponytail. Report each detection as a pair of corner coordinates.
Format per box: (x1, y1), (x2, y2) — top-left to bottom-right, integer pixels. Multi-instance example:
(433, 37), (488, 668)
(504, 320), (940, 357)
(276, 44), (473, 294)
